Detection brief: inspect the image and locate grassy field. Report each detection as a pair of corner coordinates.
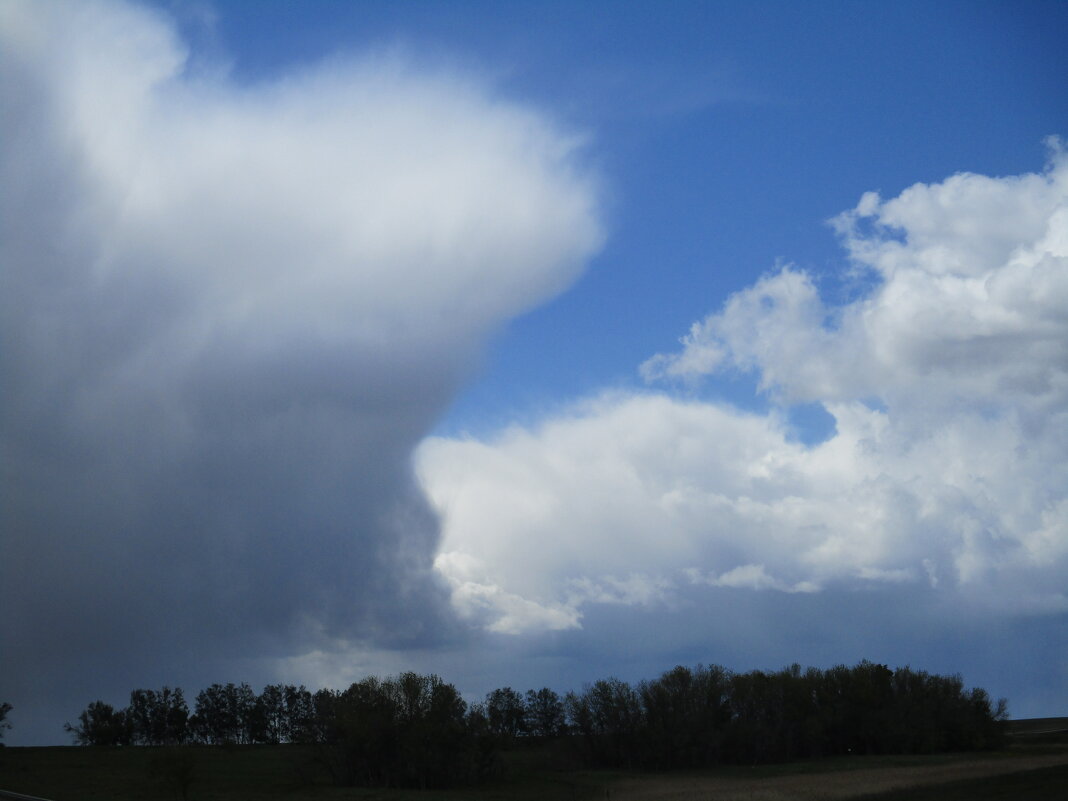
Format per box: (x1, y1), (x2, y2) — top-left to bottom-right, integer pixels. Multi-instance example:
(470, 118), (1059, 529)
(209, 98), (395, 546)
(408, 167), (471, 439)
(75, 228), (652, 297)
(1, 729), (1066, 801)
(853, 763), (1068, 800)
(4, 743), (604, 801)
(1007, 716), (1068, 737)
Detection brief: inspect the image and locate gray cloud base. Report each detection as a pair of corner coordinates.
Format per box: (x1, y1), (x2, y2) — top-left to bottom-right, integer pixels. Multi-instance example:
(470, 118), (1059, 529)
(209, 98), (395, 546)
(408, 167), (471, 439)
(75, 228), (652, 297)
(0, 0), (601, 744)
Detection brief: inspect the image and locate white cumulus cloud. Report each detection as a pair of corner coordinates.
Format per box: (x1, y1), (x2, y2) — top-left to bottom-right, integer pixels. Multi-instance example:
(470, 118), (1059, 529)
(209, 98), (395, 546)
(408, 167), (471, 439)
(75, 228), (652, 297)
(645, 143), (1068, 418)
(418, 146), (1068, 635)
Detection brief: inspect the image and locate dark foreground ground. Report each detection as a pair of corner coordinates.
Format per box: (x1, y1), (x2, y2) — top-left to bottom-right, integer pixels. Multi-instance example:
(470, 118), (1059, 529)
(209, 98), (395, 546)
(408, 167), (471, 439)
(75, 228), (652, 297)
(1, 720), (1065, 801)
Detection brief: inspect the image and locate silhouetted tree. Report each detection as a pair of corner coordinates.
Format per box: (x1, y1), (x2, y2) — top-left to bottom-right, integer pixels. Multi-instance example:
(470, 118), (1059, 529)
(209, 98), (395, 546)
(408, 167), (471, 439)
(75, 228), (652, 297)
(639, 664), (730, 768)
(251, 684), (283, 744)
(150, 686), (189, 745)
(248, 683), (314, 744)
(564, 689), (594, 757)
(126, 687), (187, 745)
(465, 702), (500, 776)
(61, 658), (1006, 778)
(525, 687), (566, 738)
(563, 660), (1006, 770)
(316, 672), (488, 789)
(283, 684), (317, 743)
(567, 678), (643, 768)
(127, 690), (154, 745)
(485, 687), (526, 742)
(190, 683), (255, 744)
(65, 700), (131, 746)
(0, 701), (10, 741)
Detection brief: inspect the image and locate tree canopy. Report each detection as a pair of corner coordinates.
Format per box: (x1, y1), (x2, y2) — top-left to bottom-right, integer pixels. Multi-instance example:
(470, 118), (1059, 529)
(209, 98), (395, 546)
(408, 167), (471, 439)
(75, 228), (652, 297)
(65, 661), (1008, 787)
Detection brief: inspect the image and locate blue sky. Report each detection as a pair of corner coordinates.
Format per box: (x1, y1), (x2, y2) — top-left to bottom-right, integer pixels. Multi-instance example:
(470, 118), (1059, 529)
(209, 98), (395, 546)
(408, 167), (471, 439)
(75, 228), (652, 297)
(192, 0), (1068, 434)
(1, 0), (1066, 745)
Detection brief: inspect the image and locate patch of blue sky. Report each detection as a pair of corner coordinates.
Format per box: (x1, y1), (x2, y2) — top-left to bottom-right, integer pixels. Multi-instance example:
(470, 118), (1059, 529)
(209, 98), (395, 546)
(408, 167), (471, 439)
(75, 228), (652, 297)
(166, 0), (1068, 436)
(784, 402), (838, 446)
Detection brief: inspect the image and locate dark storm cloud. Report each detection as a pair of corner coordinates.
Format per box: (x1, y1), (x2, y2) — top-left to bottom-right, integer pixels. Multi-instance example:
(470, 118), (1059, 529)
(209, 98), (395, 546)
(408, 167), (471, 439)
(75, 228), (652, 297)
(0, 0), (601, 743)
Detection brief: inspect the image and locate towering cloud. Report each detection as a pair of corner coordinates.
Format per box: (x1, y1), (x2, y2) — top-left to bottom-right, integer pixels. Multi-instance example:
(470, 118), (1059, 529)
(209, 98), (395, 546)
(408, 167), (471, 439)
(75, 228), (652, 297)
(0, 0), (601, 742)
(419, 146), (1068, 640)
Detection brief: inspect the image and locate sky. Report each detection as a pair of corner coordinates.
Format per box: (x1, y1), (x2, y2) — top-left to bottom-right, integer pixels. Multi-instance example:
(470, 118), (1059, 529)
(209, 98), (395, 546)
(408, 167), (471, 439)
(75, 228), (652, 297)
(1, 0), (1066, 745)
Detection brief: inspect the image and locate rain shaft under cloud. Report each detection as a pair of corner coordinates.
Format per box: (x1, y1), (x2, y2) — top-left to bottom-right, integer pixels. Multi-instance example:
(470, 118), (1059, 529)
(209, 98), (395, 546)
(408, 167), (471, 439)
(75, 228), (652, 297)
(0, 0), (601, 744)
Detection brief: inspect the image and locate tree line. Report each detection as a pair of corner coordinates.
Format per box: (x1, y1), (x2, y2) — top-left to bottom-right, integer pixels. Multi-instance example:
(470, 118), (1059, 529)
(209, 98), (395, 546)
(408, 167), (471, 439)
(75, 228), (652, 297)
(0, 701), (11, 742)
(563, 661), (1007, 769)
(65, 660), (1007, 787)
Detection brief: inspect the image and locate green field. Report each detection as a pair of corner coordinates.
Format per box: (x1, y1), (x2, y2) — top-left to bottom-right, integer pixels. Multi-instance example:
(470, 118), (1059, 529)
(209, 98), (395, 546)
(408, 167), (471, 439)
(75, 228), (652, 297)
(1, 729), (1066, 801)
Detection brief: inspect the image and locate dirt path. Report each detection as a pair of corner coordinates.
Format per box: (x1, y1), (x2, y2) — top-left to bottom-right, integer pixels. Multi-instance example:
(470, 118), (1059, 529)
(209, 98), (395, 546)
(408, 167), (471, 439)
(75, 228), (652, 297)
(606, 750), (1068, 800)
